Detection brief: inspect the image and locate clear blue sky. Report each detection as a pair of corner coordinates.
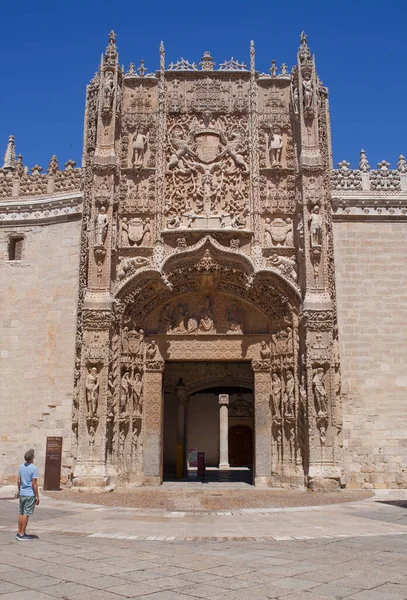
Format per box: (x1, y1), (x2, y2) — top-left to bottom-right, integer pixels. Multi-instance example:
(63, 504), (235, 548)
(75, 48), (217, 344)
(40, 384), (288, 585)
(1, 0), (406, 171)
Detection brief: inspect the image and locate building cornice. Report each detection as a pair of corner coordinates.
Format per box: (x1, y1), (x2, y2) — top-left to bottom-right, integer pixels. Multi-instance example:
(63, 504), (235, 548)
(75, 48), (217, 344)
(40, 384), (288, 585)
(0, 192), (83, 225)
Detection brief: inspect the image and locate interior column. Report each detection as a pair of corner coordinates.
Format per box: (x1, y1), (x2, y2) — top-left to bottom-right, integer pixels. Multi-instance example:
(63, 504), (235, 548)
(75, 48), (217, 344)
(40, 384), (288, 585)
(218, 393), (230, 470)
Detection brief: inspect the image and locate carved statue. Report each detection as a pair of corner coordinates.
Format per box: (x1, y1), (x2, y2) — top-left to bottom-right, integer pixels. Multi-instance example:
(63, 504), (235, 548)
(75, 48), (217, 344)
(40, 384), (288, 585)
(303, 72), (313, 109)
(146, 339), (159, 360)
(173, 304), (188, 332)
(120, 371), (131, 412)
(120, 217), (129, 246)
(230, 211), (246, 230)
(271, 373), (282, 418)
(122, 327), (129, 354)
(107, 373), (115, 416)
(199, 297), (215, 332)
(268, 254), (298, 283)
(268, 126), (283, 166)
(309, 205), (323, 247)
(227, 302), (243, 334)
(95, 206), (108, 246)
(284, 370), (295, 416)
(264, 218), (273, 247)
(103, 71), (115, 110)
(132, 372), (143, 413)
(132, 127), (148, 167)
(85, 367), (99, 416)
(142, 218), (152, 246)
(285, 218), (294, 246)
(313, 367), (328, 415)
(159, 304), (174, 333)
(96, 261), (103, 286)
(260, 340), (271, 360)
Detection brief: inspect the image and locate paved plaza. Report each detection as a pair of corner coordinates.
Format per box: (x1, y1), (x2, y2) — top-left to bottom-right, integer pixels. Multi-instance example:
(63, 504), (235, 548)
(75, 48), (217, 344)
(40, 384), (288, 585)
(0, 489), (407, 599)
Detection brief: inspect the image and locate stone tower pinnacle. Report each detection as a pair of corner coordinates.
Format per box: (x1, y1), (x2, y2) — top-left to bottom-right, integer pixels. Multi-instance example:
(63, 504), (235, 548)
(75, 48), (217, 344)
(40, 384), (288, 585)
(3, 135), (16, 170)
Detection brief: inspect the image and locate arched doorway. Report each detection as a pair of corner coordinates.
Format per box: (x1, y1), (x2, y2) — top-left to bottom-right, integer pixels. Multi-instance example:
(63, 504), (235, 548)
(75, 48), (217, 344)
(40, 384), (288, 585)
(163, 363), (254, 483)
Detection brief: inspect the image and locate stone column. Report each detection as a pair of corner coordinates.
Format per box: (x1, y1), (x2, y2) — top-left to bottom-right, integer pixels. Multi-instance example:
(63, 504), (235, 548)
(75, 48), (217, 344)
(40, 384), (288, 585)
(252, 360), (272, 487)
(218, 394), (230, 470)
(142, 359), (164, 485)
(175, 379), (187, 478)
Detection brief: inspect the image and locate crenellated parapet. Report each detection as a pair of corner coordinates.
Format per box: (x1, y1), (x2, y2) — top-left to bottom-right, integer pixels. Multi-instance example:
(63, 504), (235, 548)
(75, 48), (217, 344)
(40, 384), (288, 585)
(0, 135), (82, 201)
(331, 150), (407, 218)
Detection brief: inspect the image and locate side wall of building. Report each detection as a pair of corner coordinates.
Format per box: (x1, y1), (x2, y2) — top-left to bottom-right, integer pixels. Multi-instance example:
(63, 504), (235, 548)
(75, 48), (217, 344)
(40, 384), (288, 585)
(333, 220), (407, 488)
(0, 217), (82, 484)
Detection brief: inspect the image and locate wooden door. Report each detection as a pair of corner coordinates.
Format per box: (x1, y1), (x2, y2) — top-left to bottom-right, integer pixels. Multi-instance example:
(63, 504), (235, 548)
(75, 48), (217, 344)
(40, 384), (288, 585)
(229, 425), (253, 467)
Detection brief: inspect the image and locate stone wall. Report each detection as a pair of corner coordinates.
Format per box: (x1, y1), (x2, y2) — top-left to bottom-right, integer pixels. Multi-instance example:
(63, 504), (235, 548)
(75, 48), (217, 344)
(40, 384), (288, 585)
(0, 217), (82, 484)
(333, 220), (407, 488)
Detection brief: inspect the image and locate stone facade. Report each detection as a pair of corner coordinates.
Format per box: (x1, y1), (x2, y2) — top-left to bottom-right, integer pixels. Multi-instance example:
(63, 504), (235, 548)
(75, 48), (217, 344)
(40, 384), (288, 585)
(0, 32), (406, 489)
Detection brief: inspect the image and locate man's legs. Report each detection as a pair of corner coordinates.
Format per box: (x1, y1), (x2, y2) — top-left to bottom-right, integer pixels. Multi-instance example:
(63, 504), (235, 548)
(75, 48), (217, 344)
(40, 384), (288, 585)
(18, 515), (29, 536)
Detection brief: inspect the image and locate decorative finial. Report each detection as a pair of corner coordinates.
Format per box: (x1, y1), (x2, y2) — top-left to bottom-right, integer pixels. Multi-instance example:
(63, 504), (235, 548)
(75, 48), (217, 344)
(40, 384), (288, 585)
(160, 41), (165, 71)
(398, 154), (407, 173)
(280, 63), (288, 76)
(200, 51), (215, 71)
(269, 60), (277, 77)
(250, 40), (255, 74)
(137, 59), (147, 77)
(3, 135), (16, 170)
(298, 31), (311, 62)
(104, 30), (118, 65)
(359, 149), (370, 172)
(47, 155), (59, 175)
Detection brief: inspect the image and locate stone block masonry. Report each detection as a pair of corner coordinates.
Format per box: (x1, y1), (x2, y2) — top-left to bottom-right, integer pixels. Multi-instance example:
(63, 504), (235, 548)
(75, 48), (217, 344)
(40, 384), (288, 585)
(0, 217), (82, 484)
(333, 220), (407, 488)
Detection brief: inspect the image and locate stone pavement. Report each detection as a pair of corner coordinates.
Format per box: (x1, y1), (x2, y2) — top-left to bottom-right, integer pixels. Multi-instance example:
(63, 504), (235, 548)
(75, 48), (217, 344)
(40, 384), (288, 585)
(0, 490), (407, 599)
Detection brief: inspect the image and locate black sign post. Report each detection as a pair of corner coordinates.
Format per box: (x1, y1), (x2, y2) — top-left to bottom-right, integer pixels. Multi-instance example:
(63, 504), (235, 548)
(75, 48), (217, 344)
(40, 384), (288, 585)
(43, 436), (63, 491)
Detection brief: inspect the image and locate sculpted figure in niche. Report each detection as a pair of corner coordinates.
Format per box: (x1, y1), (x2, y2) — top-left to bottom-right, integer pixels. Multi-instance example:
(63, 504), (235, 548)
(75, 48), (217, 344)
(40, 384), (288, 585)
(292, 85), (299, 115)
(103, 71), (115, 110)
(271, 373), (282, 419)
(199, 297), (215, 333)
(309, 205), (323, 247)
(227, 301), (243, 334)
(146, 339), (159, 360)
(268, 126), (283, 167)
(142, 218), (152, 246)
(260, 340), (271, 360)
(313, 367), (328, 415)
(159, 304), (174, 333)
(133, 372), (143, 413)
(303, 72), (313, 108)
(173, 304), (188, 333)
(230, 211), (246, 230)
(95, 206), (108, 246)
(132, 126), (148, 167)
(284, 370), (295, 416)
(264, 218), (273, 247)
(121, 371), (131, 412)
(86, 367), (99, 416)
(122, 327), (129, 354)
(120, 217), (129, 246)
(285, 218), (294, 246)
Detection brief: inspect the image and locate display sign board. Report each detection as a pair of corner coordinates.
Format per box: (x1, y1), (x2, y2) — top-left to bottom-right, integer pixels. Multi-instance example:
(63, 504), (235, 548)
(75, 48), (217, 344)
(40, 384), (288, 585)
(43, 436), (63, 491)
(188, 447), (198, 468)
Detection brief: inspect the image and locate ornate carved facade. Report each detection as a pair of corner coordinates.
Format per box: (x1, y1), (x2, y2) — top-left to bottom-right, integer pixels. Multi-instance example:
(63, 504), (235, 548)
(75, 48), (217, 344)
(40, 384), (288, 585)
(65, 31), (341, 489)
(2, 32), (406, 490)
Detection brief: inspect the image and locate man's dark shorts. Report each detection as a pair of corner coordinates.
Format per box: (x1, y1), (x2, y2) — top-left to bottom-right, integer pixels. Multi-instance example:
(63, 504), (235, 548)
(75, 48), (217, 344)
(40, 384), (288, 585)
(19, 496), (36, 516)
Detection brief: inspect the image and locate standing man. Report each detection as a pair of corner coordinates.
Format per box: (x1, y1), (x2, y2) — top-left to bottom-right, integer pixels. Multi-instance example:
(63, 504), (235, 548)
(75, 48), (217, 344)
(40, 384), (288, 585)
(16, 448), (39, 541)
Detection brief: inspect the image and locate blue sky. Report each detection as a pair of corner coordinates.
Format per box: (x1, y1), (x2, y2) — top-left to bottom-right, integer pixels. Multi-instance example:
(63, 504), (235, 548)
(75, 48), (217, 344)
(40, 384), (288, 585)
(1, 0), (406, 171)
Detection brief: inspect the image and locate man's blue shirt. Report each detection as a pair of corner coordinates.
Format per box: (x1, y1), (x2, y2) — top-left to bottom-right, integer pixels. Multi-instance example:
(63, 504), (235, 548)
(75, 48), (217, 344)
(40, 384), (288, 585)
(18, 463), (38, 496)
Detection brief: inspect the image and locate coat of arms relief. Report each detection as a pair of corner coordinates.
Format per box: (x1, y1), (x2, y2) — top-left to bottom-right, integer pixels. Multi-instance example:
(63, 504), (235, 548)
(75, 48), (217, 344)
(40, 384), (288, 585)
(164, 111), (250, 230)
